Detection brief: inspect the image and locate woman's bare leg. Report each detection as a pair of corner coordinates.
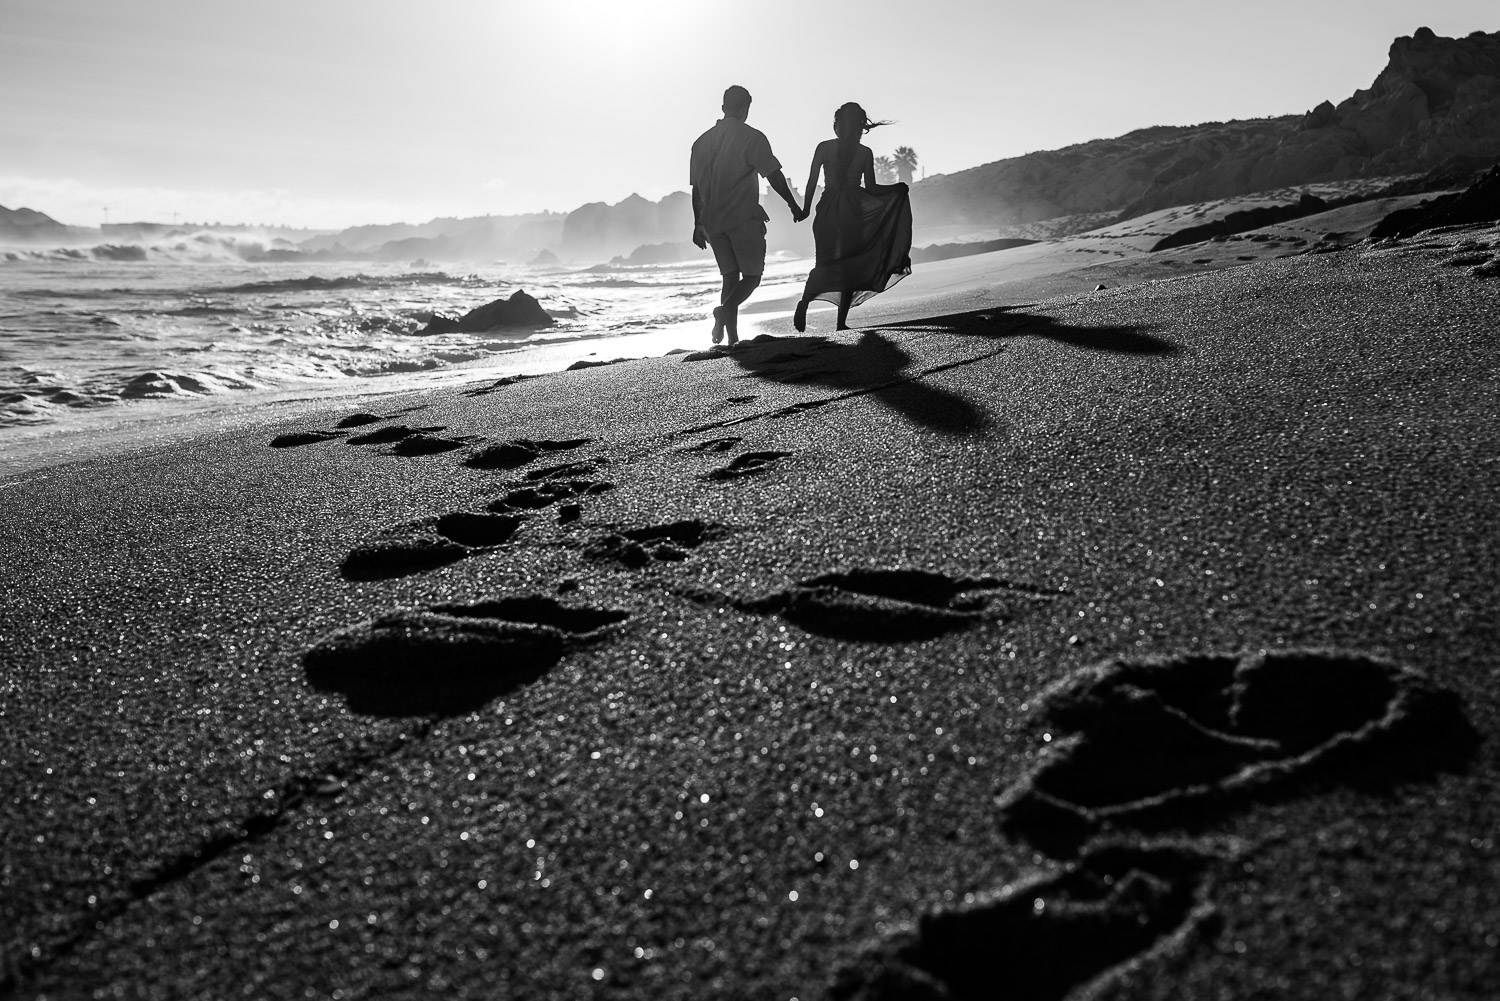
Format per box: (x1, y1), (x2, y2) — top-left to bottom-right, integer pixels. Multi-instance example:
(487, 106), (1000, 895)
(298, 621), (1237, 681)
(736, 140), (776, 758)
(836, 291), (853, 331)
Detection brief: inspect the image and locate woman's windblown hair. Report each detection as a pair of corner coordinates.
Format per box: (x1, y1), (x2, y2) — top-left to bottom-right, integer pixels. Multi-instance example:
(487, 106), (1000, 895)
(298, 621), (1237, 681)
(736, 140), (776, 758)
(834, 102), (892, 139)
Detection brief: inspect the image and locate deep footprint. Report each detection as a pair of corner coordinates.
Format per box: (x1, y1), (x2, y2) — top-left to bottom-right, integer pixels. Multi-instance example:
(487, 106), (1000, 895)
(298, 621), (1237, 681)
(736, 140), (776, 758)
(490, 480), (614, 511)
(584, 519), (729, 569)
(465, 437), (593, 470)
(270, 430), (345, 448)
(304, 596), (629, 716)
(997, 649), (1478, 853)
(697, 569), (1040, 642)
(680, 436), (743, 454)
(346, 424), (445, 445)
(341, 512), (523, 580)
(831, 842), (1215, 1001)
(388, 433), (470, 456)
(702, 450), (794, 481)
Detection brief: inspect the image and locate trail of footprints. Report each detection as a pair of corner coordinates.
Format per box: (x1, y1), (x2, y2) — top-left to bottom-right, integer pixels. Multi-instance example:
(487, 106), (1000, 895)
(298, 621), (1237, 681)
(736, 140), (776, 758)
(274, 401), (811, 582)
(271, 402), (1478, 1001)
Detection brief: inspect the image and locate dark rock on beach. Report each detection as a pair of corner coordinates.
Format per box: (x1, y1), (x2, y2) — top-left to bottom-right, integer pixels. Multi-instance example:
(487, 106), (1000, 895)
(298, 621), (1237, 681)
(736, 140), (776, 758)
(1369, 161), (1500, 238)
(419, 289), (553, 334)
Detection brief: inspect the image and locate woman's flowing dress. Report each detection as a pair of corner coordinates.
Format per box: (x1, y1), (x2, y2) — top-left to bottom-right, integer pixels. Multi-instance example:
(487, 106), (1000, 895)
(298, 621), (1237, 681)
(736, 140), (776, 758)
(803, 150), (913, 308)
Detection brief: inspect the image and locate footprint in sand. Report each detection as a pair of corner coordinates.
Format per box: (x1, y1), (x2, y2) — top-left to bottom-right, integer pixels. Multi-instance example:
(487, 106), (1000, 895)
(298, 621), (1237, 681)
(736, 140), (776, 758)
(270, 430), (346, 448)
(465, 437), (593, 470)
(832, 841), (1217, 1001)
(584, 519), (729, 569)
(995, 650), (1480, 854)
(268, 411), (414, 447)
(341, 511), (524, 580)
(995, 649), (1478, 854)
(487, 457), (615, 512)
(693, 569), (1059, 642)
(387, 432), (473, 456)
(345, 424), (447, 446)
(833, 651), (1475, 1000)
(462, 374), (534, 398)
(491, 481), (614, 511)
(679, 436), (743, 454)
(304, 596), (629, 716)
(702, 450), (795, 481)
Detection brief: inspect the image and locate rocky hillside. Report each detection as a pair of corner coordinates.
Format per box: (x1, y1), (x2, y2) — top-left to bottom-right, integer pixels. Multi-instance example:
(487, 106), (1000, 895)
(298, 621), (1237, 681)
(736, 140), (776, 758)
(912, 27), (1500, 229)
(0, 205), (87, 244)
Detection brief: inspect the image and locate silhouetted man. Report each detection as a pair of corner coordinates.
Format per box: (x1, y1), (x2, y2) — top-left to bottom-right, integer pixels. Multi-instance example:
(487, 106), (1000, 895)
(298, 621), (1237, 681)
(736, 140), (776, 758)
(691, 84), (805, 347)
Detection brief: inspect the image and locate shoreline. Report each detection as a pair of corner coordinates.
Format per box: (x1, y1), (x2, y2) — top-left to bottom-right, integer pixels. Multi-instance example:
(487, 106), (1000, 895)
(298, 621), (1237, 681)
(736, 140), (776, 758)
(4, 218), (1499, 999)
(4, 187), (1442, 481)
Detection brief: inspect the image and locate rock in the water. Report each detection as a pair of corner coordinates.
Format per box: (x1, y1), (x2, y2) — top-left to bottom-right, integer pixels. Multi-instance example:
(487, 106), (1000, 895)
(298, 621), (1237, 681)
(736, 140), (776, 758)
(421, 312), (462, 335)
(418, 290), (553, 334)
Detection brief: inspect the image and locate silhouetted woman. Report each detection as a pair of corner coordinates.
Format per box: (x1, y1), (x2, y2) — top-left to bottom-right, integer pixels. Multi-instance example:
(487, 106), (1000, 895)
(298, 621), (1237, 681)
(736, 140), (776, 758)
(793, 103), (913, 332)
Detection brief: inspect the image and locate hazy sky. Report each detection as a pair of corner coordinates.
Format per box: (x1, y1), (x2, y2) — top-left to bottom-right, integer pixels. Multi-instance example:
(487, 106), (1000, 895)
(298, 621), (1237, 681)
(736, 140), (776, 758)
(1, 0), (1494, 229)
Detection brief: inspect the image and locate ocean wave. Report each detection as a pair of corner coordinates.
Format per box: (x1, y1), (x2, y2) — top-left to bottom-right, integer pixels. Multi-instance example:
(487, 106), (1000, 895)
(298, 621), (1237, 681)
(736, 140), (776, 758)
(204, 271), (474, 295)
(571, 278), (658, 288)
(92, 244), (149, 262)
(339, 357), (446, 377)
(217, 274), (377, 294)
(117, 369), (270, 400)
(164, 303), (242, 316)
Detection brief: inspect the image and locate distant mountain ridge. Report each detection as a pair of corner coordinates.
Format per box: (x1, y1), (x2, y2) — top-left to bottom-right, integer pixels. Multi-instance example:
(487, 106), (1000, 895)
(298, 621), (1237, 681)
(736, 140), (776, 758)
(8, 28), (1496, 264)
(912, 26), (1500, 230)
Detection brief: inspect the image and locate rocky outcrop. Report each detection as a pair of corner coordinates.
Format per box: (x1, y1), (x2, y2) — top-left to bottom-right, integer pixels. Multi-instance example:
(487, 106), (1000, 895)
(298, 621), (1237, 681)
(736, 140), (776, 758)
(1369, 163), (1500, 239)
(419, 290), (552, 334)
(911, 28), (1500, 227)
(609, 241), (709, 267)
(560, 191), (694, 262)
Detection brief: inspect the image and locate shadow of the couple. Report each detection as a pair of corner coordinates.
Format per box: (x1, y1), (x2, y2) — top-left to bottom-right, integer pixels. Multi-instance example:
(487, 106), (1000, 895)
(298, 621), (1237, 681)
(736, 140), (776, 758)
(726, 307), (1171, 437)
(875, 305), (1176, 355)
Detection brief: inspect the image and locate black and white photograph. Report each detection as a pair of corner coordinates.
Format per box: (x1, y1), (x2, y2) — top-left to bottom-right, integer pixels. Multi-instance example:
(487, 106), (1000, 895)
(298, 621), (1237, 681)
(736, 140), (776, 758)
(3, 1), (1498, 998)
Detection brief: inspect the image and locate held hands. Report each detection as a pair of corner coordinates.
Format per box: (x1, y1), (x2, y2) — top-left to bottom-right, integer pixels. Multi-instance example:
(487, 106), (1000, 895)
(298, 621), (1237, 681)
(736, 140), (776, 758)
(791, 206), (809, 223)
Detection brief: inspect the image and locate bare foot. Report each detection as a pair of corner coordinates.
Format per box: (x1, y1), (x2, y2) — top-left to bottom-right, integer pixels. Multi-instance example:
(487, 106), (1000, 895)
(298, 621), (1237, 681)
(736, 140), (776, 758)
(793, 300), (807, 333)
(711, 306), (725, 345)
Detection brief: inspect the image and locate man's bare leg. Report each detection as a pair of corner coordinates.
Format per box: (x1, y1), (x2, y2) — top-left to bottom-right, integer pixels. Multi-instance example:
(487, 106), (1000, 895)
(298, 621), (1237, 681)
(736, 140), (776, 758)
(716, 273), (761, 346)
(711, 273), (734, 344)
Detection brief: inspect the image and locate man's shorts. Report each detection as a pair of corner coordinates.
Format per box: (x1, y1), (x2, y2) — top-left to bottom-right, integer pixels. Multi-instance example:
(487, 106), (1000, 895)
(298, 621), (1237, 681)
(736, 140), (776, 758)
(708, 217), (767, 278)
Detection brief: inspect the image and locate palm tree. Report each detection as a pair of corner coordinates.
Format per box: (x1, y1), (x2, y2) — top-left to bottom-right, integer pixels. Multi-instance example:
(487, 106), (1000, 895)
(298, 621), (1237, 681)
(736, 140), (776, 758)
(892, 146), (918, 185)
(874, 155), (897, 185)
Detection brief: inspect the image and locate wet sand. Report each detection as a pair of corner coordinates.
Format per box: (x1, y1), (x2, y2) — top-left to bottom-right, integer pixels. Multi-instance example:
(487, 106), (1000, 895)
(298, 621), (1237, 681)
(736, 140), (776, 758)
(3, 215), (1499, 999)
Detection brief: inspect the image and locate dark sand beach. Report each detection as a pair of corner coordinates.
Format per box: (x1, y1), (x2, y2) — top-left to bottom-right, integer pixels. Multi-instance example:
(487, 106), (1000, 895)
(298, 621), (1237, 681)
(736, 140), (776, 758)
(4, 211), (1499, 999)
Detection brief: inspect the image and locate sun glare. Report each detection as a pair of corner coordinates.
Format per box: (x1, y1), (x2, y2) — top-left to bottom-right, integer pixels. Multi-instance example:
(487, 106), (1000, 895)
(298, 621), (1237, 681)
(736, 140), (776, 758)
(510, 1), (703, 62)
